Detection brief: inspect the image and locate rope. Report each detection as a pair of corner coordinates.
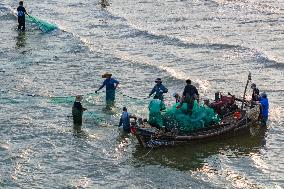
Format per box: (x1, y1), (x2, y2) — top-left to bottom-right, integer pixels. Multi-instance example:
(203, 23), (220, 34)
(140, 146), (154, 158)
(116, 90), (148, 101)
(67, 111), (106, 123)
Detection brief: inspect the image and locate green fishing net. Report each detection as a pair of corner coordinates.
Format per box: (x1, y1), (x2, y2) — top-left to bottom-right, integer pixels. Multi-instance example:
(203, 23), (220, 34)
(27, 15), (57, 32)
(49, 96), (75, 104)
(161, 101), (220, 134)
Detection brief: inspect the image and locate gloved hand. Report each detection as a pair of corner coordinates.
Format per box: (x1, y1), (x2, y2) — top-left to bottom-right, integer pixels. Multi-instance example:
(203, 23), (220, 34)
(148, 94), (151, 98)
(95, 90), (98, 93)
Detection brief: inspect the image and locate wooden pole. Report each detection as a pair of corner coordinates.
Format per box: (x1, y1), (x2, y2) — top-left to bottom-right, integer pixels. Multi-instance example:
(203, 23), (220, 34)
(241, 72), (252, 109)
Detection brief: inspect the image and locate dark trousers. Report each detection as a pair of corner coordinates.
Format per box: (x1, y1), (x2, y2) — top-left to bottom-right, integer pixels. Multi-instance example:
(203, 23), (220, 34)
(18, 17), (25, 31)
(180, 96), (194, 115)
(72, 109), (83, 126)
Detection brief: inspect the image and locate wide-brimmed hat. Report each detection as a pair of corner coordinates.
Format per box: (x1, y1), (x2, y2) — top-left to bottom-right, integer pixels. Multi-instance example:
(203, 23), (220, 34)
(102, 72), (112, 78)
(155, 78), (162, 83)
(75, 95), (83, 101)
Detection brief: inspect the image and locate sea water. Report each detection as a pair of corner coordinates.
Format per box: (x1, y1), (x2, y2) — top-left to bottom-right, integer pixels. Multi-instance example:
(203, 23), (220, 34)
(0, 0), (283, 188)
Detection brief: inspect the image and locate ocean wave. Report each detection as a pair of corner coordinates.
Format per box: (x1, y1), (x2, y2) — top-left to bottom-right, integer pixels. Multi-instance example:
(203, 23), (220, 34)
(208, 0), (284, 15)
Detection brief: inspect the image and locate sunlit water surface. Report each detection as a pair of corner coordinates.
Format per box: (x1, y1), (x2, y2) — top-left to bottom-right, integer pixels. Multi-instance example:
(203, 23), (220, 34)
(0, 0), (283, 188)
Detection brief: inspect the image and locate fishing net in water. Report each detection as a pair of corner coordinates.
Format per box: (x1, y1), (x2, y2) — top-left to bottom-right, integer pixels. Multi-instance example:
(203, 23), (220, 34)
(49, 92), (98, 104)
(49, 96), (75, 104)
(27, 15), (57, 32)
(161, 101), (220, 134)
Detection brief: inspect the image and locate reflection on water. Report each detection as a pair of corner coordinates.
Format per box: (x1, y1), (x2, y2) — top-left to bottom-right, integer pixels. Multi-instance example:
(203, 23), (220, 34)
(133, 126), (267, 171)
(15, 31), (26, 48)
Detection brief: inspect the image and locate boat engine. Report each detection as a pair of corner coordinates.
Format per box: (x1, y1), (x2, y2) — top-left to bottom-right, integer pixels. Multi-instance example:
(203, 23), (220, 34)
(211, 93), (238, 117)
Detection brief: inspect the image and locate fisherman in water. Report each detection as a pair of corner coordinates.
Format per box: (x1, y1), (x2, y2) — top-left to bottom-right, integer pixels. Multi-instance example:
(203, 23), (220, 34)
(101, 0), (110, 8)
(72, 95), (87, 128)
(17, 1), (29, 31)
(148, 78), (168, 101)
(118, 107), (137, 133)
(95, 72), (119, 109)
(258, 92), (269, 127)
(148, 95), (166, 129)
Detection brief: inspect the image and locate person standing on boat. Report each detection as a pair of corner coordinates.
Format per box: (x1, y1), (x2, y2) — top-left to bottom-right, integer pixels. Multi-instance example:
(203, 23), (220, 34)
(72, 95), (87, 127)
(251, 83), (260, 101)
(148, 78), (168, 101)
(177, 79), (199, 115)
(258, 92), (269, 127)
(148, 95), (166, 129)
(118, 107), (137, 133)
(17, 1), (29, 31)
(95, 72), (119, 108)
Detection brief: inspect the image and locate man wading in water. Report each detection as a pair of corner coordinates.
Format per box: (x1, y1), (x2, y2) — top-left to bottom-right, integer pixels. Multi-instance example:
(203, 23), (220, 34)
(72, 95), (87, 130)
(17, 1), (29, 31)
(95, 72), (119, 109)
(148, 78), (168, 101)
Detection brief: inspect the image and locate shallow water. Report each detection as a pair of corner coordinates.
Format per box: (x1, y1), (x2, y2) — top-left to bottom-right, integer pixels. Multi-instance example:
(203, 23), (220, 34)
(0, 0), (283, 188)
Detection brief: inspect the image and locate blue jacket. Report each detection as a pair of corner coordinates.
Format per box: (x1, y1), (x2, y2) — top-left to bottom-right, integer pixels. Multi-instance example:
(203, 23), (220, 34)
(99, 78), (119, 91)
(17, 6), (26, 17)
(149, 84), (168, 99)
(119, 111), (131, 130)
(260, 97), (269, 118)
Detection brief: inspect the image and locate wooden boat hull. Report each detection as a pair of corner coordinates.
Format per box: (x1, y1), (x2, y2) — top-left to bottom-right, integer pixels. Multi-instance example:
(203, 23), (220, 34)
(133, 105), (260, 148)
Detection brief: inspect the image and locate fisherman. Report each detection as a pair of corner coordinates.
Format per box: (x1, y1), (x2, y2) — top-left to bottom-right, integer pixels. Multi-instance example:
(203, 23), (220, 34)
(148, 78), (168, 101)
(72, 95), (87, 126)
(251, 83), (260, 101)
(118, 107), (137, 133)
(177, 79), (199, 115)
(203, 97), (211, 108)
(17, 1), (28, 31)
(173, 92), (181, 103)
(258, 92), (269, 127)
(101, 0), (110, 8)
(95, 72), (119, 109)
(148, 95), (166, 129)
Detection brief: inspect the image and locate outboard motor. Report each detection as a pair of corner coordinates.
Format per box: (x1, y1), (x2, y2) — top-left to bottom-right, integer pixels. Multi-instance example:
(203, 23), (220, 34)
(211, 93), (237, 117)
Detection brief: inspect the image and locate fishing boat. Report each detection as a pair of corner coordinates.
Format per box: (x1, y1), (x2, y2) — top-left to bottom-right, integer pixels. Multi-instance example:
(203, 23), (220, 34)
(132, 73), (261, 148)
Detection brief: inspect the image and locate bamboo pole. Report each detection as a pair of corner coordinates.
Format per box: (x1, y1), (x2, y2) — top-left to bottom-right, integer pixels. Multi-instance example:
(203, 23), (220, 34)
(241, 72), (252, 109)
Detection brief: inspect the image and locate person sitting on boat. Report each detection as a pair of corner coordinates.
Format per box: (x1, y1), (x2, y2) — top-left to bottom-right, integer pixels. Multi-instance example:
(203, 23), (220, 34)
(95, 72), (119, 109)
(203, 97), (211, 108)
(148, 78), (168, 101)
(177, 79), (199, 115)
(258, 92), (269, 127)
(251, 83), (260, 101)
(17, 1), (29, 31)
(72, 95), (87, 126)
(119, 107), (137, 133)
(173, 92), (181, 103)
(148, 95), (166, 129)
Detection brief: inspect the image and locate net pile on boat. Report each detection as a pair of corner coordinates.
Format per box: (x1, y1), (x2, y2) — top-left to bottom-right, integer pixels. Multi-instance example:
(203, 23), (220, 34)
(162, 101), (220, 134)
